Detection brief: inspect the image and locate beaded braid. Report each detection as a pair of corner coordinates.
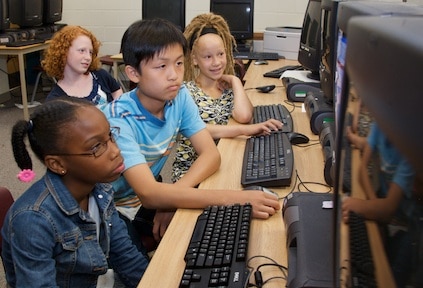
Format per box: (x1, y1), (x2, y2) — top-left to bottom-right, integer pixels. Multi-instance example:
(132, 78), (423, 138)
(183, 13), (237, 81)
(11, 97), (95, 173)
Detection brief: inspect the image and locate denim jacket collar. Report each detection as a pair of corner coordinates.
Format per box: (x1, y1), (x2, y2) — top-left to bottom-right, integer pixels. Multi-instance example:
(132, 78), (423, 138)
(43, 170), (114, 216)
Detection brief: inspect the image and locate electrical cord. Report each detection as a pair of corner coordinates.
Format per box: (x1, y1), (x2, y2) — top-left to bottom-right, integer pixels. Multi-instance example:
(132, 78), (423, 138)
(246, 255), (288, 288)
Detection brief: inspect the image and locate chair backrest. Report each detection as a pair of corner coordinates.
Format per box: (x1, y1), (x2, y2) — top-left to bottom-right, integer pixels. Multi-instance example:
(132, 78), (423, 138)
(0, 187), (14, 255)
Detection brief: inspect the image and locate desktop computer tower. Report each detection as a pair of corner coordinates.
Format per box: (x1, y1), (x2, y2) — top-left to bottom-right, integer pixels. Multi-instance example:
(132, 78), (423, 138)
(282, 192), (335, 288)
(282, 77), (321, 102)
(319, 121), (335, 186)
(304, 91), (334, 134)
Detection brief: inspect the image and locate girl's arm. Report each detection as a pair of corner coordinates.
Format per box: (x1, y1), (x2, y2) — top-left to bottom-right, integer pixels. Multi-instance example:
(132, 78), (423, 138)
(220, 74), (253, 123)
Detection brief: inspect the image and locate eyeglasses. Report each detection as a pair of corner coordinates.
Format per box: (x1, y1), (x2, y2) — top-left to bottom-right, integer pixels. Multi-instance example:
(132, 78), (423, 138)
(51, 126), (120, 158)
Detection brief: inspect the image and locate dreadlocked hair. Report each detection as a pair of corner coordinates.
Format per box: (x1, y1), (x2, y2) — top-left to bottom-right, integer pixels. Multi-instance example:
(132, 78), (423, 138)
(11, 97), (95, 171)
(183, 13), (236, 81)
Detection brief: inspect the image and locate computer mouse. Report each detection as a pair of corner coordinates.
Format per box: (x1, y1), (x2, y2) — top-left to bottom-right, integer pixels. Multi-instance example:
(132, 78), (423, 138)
(254, 59), (268, 65)
(256, 85), (275, 93)
(243, 185), (278, 196)
(287, 132), (309, 144)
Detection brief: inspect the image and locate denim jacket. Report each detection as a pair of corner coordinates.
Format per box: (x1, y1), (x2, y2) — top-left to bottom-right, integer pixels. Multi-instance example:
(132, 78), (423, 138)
(1, 170), (148, 288)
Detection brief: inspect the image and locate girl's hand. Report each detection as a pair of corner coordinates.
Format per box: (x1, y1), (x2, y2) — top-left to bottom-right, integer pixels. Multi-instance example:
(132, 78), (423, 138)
(247, 119), (283, 136)
(218, 74), (237, 90)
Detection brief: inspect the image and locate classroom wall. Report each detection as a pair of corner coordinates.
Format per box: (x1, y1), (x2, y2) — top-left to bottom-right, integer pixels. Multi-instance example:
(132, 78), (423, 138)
(61, 0), (423, 56)
(61, 0), (310, 56)
(1, 0), (422, 93)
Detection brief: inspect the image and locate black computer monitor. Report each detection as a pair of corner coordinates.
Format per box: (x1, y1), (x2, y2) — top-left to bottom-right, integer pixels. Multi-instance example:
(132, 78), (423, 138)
(0, 0), (9, 32)
(298, 0), (322, 81)
(43, 0), (62, 24)
(8, 0), (43, 27)
(142, 0), (186, 31)
(210, 0), (254, 48)
(346, 16), (423, 179)
(333, 3), (423, 287)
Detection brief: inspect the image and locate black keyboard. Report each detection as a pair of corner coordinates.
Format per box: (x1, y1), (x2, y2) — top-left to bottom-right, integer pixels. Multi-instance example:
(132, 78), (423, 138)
(253, 104), (293, 133)
(241, 132), (294, 187)
(263, 65), (304, 78)
(6, 38), (45, 47)
(349, 211), (377, 288)
(180, 204), (252, 288)
(233, 51), (280, 60)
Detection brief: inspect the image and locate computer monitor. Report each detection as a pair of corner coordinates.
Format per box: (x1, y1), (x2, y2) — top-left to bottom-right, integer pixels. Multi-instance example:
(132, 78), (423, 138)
(210, 0), (254, 48)
(333, 2), (423, 287)
(8, 0), (43, 27)
(298, 0), (322, 81)
(0, 0), (9, 32)
(142, 0), (186, 31)
(346, 16), (423, 175)
(43, 0), (63, 24)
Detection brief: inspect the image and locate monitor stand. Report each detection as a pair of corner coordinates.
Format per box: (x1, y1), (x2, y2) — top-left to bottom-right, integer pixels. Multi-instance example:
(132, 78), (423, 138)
(282, 192), (335, 288)
(236, 40), (252, 52)
(319, 121), (336, 186)
(304, 90), (334, 135)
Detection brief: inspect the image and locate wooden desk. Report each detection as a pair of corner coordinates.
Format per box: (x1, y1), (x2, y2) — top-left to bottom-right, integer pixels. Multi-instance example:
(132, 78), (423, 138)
(0, 41), (50, 120)
(138, 59), (393, 287)
(138, 59), (325, 288)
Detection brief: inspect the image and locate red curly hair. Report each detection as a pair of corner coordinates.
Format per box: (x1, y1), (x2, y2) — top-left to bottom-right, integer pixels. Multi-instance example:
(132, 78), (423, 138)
(41, 25), (101, 80)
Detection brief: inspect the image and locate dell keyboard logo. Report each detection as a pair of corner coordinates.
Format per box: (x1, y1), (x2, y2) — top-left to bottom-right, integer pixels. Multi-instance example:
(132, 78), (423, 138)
(233, 271), (240, 282)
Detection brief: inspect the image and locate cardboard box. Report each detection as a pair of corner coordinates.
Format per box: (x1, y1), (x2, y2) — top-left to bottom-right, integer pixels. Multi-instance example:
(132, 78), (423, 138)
(263, 27), (302, 60)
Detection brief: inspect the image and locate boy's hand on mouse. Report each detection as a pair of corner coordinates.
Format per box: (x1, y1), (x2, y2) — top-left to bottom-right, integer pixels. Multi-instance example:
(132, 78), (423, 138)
(244, 190), (281, 219)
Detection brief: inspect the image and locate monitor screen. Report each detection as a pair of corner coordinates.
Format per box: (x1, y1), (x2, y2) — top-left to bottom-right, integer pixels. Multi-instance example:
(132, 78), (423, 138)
(8, 0), (43, 27)
(333, 3), (423, 287)
(142, 0), (186, 31)
(210, 0), (254, 43)
(298, 0), (322, 81)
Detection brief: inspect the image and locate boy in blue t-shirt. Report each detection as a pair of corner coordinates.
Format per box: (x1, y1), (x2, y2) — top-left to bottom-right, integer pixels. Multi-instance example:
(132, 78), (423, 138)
(102, 19), (280, 252)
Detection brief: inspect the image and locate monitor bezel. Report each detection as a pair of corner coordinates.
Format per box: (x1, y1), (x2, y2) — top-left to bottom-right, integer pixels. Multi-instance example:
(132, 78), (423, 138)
(210, 0), (254, 43)
(142, 0), (186, 31)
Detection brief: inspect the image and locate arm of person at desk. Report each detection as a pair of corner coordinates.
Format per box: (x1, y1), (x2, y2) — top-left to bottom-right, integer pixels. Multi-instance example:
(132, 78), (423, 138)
(219, 74), (253, 123)
(205, 120), (283, 139)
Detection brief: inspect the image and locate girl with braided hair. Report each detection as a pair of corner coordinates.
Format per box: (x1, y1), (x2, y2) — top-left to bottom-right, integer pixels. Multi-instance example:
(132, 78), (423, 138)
(172, 13), (283, 182)
(2, 97), (147, 287)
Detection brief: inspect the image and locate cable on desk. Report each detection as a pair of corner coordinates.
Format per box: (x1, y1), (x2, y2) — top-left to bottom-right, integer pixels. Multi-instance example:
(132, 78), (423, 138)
(246, 255), (287, 288)
(293, 140), (320, 148)
(282, 170), (332, 197)
(283, 99), (302, 111)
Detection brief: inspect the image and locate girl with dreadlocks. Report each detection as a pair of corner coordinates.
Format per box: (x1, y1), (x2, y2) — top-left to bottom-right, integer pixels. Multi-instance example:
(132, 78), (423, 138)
(172, 13), (283, 182)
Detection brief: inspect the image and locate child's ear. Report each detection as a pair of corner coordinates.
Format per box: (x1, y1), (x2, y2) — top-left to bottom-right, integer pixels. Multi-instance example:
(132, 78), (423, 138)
(125, 65), (140, 83)
(192, 53), (198, 66)
(44, 155), (66, 175)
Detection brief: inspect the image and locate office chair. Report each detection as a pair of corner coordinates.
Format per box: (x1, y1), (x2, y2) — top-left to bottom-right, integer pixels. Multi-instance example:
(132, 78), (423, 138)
(0, 186), (14, 256)
(30, 65), (57, 105)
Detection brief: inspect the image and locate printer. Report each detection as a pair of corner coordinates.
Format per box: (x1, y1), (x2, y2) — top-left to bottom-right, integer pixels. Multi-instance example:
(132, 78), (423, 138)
(263, 27), (302, 60)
